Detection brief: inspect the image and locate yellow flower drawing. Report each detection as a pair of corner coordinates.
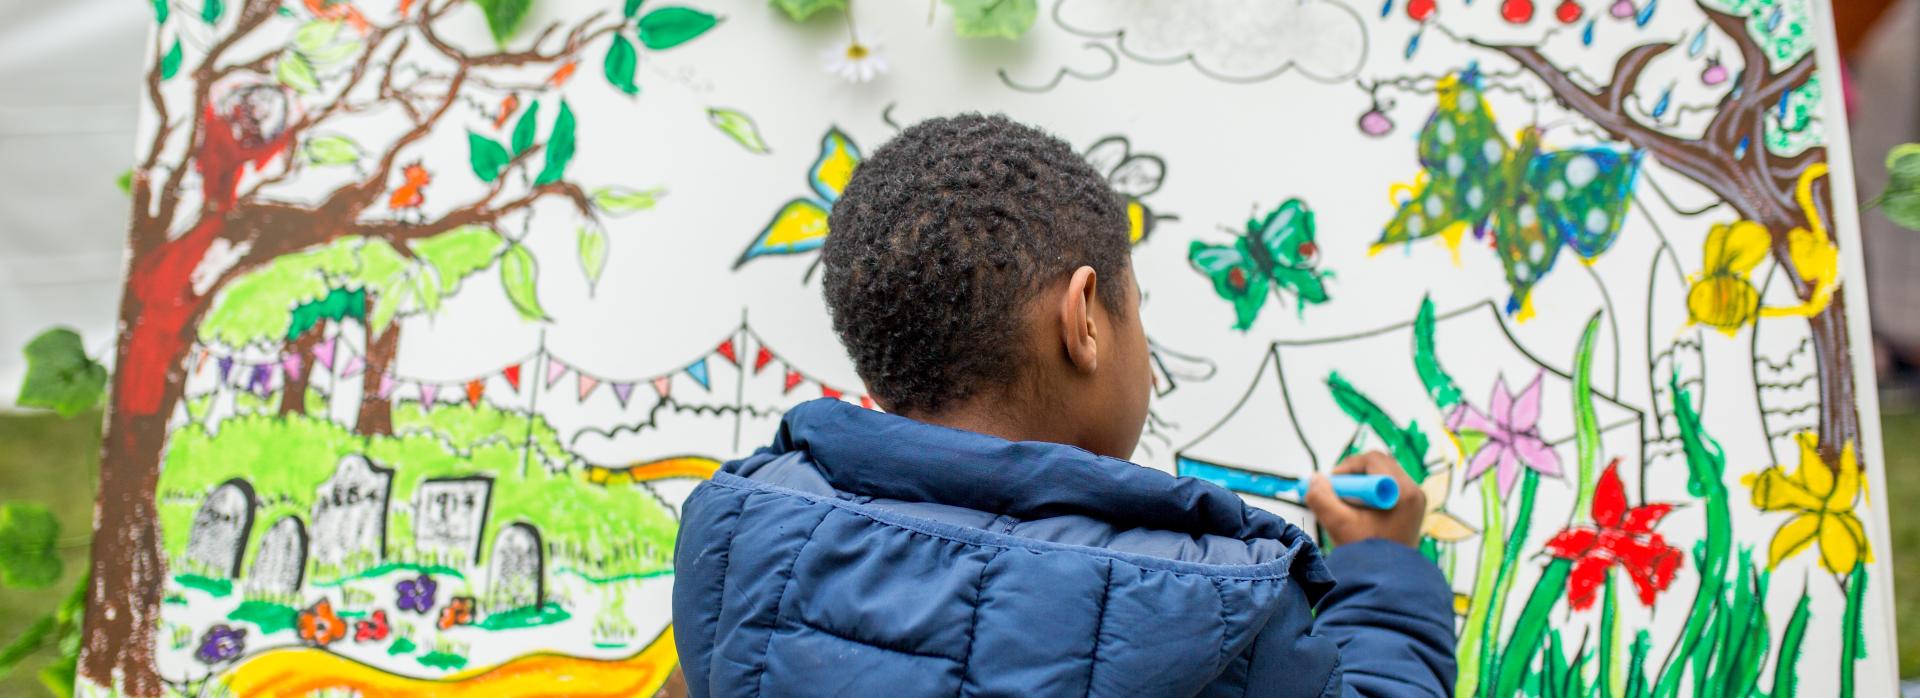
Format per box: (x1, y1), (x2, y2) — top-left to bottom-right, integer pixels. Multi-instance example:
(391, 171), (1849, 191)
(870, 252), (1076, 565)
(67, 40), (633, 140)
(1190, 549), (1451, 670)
(1685, 164), (1839, 335)
(1420, 465), (1477, 543)
(1742, 432), (1871, 574)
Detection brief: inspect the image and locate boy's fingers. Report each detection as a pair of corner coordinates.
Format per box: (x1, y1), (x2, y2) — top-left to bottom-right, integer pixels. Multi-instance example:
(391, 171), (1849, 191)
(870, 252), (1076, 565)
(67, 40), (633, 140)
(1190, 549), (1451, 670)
(1305, 474), (1353, 526)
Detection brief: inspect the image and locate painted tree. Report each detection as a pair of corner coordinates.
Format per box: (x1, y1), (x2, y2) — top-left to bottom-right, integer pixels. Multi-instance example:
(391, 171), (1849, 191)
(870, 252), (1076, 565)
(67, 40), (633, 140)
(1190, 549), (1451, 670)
(87, 0), (704, 691)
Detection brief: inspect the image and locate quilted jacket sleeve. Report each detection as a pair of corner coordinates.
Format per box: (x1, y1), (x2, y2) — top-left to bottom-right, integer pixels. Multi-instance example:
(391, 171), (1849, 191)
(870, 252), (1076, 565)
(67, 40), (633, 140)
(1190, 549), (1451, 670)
(1312, 539), (1457, 698)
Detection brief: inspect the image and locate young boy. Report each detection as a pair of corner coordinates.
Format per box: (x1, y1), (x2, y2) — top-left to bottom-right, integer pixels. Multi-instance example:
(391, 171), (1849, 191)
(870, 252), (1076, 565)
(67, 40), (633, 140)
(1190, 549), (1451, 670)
(672, 114), (1455, 696)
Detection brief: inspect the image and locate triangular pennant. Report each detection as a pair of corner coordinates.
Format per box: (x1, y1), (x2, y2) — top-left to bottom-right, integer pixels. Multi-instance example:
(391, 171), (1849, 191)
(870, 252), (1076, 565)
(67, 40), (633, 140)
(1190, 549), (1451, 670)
(821, 385), (843, 400)
(612, 382), (635, 407)
(341, 355), (366, 378)
(314, 338), (337, 370)
(653, 376), (672, 397)
(419, 383), (440, 405)
(379, 373), (398, 400)
(465, 379), (485, 407)
(578, 374), (601, 400)
(281, 353), (304, 378)
(716, 338), (739, 365)
(194, 350), (210, 376)
(860, 395), (875, 410)
(503, 364), (522, 392)
(753, 347), (774, 374)
(783, 368), (803, 394)
(546, 357), (568, 388)
(686, 359), (711, 391)
(249, 364), (274, 394)
(217, 356), (235, 381)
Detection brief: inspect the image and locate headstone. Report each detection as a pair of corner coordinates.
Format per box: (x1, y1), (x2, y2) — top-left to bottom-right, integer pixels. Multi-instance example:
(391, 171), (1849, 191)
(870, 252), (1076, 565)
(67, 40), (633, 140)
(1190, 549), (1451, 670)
(248, 516), (307, 594)
(184, 479), (255, 578)
(487, 523), (543, 611)
(412, 477), (494, 564)
(309, 454), (393, 567)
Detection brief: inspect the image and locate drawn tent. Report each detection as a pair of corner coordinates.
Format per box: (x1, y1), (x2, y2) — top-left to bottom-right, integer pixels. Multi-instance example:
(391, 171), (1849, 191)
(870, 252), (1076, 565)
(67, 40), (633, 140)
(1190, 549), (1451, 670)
(1177, 301), (1642, 538)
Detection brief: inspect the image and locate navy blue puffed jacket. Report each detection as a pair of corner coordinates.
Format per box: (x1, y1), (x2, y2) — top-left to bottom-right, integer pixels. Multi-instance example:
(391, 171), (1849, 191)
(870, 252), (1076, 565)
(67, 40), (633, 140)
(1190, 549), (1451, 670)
(672, 399), (1456, 697)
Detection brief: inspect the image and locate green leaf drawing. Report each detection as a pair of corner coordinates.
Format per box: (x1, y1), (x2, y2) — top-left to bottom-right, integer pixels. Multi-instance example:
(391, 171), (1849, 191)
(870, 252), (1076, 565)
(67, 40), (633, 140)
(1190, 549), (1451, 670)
(294, 19), (343, 54)
(160, 39), (184, 81)
(467, 131), (513, 183)
(275, 51), (319, 94)
(578, 227), (609, 291)
(17, 328), (106, 418)
(604, 35), (640, 96)
(511, 101), (541, 155)
(1411, 295), (1461, 412)
(943, 0), (1037, 39)
(500, 243), (549, 321)
(115, 169), (133, 195)
(303, 135), (362, 166)
(1570, 312), (1602, 517)
(1771, 587), (1813, 697)
(150, 0), (169, 24)
(770, 0), (844, 20)
(473, 0), (535, 46)
(533, 101), (576, 186)
(286, 287), (367, 342)
(1874, 143), (1920, 231)
(201, 0), (222, 24)
(707, 107), (769, 154)
(590, 186), (664, 215)
(624, 0), (645, 18)
(1326, 372), (1428, 483)
(636, 7), (719, 50)
(0, 503), (61, 589)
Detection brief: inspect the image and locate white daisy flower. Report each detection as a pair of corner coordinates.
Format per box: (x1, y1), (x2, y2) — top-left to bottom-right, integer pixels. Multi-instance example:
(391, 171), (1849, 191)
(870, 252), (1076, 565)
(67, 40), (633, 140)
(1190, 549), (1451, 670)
(823, 38), (888, 84)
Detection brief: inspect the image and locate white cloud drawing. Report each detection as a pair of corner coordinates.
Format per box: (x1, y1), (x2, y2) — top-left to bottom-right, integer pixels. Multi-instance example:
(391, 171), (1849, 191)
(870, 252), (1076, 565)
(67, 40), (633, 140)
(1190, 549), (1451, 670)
(1055, 0), (1369, 84)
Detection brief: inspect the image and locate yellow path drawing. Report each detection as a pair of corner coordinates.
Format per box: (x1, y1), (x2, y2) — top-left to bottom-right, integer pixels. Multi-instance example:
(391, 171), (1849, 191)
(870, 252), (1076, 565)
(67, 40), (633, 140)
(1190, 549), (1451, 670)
(222, 627), (679, 697)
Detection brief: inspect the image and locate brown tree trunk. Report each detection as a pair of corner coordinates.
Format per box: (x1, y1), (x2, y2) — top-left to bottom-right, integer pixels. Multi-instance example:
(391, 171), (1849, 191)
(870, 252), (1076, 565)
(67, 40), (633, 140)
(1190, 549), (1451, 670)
(356, 294), (400, 436)
(279, 323), (323, 416)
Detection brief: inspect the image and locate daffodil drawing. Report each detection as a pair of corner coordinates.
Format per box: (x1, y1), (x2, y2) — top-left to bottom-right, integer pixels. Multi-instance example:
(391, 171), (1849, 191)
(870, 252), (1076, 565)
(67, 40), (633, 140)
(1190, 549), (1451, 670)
(1420, 465), (1476, 544)
(1744, 431), (1871, 575)
(1446, 371), (1563, 497)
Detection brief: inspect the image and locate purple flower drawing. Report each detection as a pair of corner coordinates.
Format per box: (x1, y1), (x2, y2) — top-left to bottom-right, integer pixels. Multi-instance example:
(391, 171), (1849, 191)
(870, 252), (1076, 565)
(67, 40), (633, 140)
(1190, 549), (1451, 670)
(193, 624), (246, 664)
(396, 573), (438, 614)
(1447, 371), (1563, 497)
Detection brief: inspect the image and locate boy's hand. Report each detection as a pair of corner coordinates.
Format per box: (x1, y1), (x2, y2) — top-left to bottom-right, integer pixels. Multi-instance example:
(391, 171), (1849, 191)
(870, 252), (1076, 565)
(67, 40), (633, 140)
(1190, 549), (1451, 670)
(1306, 451), (1424, 548)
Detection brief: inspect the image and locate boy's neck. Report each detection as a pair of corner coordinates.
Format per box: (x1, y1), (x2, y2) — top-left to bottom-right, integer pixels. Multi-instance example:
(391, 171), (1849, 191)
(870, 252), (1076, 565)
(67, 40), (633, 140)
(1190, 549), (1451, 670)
(904, 399), (1085, 454)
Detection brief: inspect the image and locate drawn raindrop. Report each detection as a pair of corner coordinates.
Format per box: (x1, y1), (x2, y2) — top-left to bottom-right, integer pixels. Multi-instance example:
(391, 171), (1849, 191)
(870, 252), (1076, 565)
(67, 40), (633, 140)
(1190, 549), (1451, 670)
(1651, 84), (1673, 118)
(1778, 87), (1792, 118)
(1382, 0), (1393, 17)
(1406, 30), (1423, 58)
(1582, 19), (1596, 45)
(1634, 0), (1656, 26)
(1766, 6), (1784, 32)
(1688, 25), (1708, 56)
(1735, 136), (1751, 160)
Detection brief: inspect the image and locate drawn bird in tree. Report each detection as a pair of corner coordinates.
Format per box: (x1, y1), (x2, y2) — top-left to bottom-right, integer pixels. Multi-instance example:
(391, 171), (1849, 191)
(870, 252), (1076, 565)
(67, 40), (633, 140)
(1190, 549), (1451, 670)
(1189, 198), (1332, 330)
(389, 163), (431, 220)
(302, 0), (370, 33)
(1374, 67), (1643, 320)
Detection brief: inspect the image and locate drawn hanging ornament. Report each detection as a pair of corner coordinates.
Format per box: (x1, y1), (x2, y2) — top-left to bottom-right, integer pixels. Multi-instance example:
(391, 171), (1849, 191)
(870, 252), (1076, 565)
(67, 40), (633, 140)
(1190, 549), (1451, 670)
(1609, 0), (1635, 18)
(1500, 0), (1534, 23)
(1555, 0), (1583, 24)
(1701, 56), (1729, 86)
(1406, 0), (1436, 22)
(1359, 106), (1395, 137)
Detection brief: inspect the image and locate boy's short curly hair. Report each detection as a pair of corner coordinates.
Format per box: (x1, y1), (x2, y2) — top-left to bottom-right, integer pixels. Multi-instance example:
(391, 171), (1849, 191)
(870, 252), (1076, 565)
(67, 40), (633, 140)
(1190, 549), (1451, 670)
(821, 113), (1132, 416)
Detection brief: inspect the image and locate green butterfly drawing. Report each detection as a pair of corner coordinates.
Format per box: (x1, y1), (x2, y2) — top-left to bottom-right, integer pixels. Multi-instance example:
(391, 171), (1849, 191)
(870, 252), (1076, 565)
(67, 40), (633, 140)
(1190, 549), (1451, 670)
(1189, 198), (1331, 330)
(1375, 67), (1642, 319)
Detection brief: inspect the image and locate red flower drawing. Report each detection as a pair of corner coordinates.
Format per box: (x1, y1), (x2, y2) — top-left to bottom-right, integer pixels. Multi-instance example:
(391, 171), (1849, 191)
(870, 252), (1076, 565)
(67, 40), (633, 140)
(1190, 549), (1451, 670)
(1543, 459), (1683, 610)
(353, 609), (390, 642)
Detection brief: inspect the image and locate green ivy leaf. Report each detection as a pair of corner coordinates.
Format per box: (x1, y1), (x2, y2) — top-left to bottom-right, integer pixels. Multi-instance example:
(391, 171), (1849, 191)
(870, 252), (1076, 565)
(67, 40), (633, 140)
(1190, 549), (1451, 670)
(467, 131), (513, 183)
(603, 35), (640, 96)
(1875, 143), (1920, 231)
(624, 0), (644, 18)
(706, 107), (769, 154)
(499, 243), (550, 322)
(636, 7), (719, 50)
(770, 0), (844, 21)
(303, 135), (363, 166)
(17, 328), (106, 418)
(577, 227), (609, 291)
(943, 0), (1036, 39)
(511, 101), (541, 155)
(590, 186), (665, 215)
(201, 0), (222, 24)
(114, 169), (133, 195)
(275, 51), (319, 94)
(532, 101), (576, 186)
(0, 503), (61, 589)
(473, 0), (535, 46)
(159, 39), (184, 81)
(150, 0), (169, 23)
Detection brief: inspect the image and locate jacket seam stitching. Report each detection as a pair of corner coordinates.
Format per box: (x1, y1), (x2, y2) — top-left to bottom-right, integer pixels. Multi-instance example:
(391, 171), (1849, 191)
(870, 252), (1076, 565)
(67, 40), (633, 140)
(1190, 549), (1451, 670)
(701, 489), (753, 686)
(751, 505), (833, 696)
(789, 616), (964, 662)
(1208, 576), (1232, 670)
(958, 549), (1002, 698)
(1084, 560), (1114, 698)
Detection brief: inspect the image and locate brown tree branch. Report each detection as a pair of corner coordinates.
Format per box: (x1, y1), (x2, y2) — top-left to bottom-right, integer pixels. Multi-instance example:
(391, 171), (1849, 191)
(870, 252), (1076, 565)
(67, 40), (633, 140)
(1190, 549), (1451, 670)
(152, 0), (283, 239)
(417, 4), (618, 68)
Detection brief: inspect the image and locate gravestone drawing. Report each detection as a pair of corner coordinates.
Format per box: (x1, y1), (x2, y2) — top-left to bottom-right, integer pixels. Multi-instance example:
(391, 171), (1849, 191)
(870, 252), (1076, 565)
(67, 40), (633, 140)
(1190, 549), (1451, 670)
(487, 523), (544, 612)
(412, 477), (494, 565)
(308, 455), (392, 568)
(247, 516), (307, 595)
(183, 479), (255, 579)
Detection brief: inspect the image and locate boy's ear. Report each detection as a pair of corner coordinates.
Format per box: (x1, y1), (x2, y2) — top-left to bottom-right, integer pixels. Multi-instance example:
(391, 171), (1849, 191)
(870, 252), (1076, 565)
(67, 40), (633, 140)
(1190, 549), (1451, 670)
(1059, 266), (1099, 375)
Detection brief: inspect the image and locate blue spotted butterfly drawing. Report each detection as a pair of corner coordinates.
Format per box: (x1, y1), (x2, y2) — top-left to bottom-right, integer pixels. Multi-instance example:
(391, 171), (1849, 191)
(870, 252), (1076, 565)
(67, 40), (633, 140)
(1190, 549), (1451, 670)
(1189, 198), (1332, 330)
(1374, 68), (1644, 319)
(734, 127), (861, 277)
